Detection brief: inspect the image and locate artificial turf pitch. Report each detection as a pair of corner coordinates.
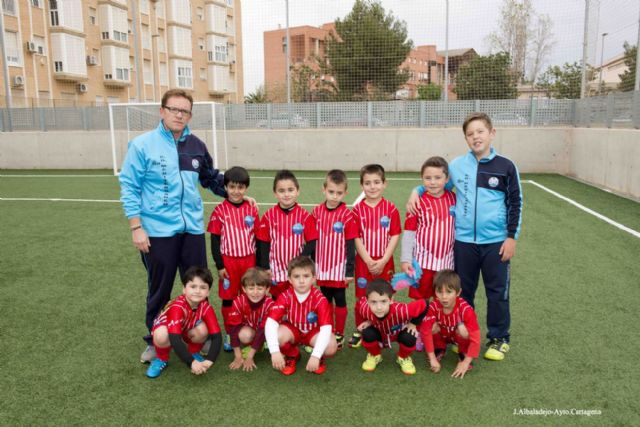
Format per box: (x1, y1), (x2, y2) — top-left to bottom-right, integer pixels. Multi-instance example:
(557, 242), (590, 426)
(1, 171), (639, 425)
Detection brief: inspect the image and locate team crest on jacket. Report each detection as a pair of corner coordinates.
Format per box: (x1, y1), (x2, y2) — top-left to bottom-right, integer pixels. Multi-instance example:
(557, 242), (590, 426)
(333, 221), (344, 233)
(380, 216), (390, 228)
(488, 177), (499, 188)
(244, 215), (254, 228)
(191, 159), (200, 169)
(292, 223), (304, 235)
(307, 311), (318, 323)
(357, 277), (368, 289)
(223, 278), (231, 290)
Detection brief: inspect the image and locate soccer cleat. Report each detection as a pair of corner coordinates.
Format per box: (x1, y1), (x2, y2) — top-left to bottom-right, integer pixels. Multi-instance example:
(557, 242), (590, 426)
(146, 358), (167, 378)
(361, 353), (383, 372)
(192, 352), (205, 363)
(241, 346), (252, 359)
(313, 359), (327, 375)
(451, 344), (459, 354)
(484, 338), (510, 361)
(434, 348), (446, 362)
(303, 345), (313, 354)
(335, 333), (345, 350)
(140, 345), (156, 364)
(281, 356), (298, 376)
(396, 356), (417, 375)
(348, 332), (362, 348)
(223, 335), (233, 352)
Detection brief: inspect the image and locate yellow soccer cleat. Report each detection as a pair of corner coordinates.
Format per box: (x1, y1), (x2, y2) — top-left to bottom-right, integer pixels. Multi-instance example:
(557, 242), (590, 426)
(450, 344), (459, 354)
(361, 353), (383, 372)
(396, 356), (417, 375)
(484, 339), (510, 361)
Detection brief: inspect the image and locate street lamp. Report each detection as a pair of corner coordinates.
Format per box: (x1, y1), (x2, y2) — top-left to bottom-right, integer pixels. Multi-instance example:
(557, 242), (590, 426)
(598, 32), (608, 95)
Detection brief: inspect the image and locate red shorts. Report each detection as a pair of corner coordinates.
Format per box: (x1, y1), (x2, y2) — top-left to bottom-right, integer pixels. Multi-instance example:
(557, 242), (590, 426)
(317, 280), (348, 289)
(408, 268), (437, 300)
(282, 322), (320, 347)
(432, 332), (470, 355)
(354, 256), (395, 298)
(218, 254), (255, 300)
(270, 280), (291, 298)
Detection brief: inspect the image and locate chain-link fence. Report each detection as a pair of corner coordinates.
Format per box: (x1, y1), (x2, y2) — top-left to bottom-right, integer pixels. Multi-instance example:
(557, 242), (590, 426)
(0, 91), (638, 132)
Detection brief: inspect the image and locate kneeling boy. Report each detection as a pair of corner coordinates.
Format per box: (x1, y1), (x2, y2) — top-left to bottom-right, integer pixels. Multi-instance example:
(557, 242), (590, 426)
(265, 256), (338, 375)
(146, 266), (222, 378)
(420, 270), (481, 378)
(227, 267), (274, 371)
(356, 279), (427, 375)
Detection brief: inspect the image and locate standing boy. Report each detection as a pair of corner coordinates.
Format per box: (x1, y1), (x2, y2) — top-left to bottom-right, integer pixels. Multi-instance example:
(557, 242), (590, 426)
(207, 166), (259, 351)
(312, 169), (357, 348)
(408, 112), (522, 361)
(356, 279), (427, 375)
(265, 256), (338, 375)
(256, 170), (318, 298)
(400, 156), (456, 301)
(350, 164), (401, 348)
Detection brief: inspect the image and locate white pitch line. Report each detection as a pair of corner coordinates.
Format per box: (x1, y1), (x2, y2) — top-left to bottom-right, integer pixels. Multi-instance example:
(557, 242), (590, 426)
(527, 180), (640, 239)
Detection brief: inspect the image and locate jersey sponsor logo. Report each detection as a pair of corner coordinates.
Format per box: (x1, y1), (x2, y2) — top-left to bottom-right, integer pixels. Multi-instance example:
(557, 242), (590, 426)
(488, 176), (499, 188)
(449, 206), (456, 217)
(380, 216), (390, 228)
(192, 159), (200, 169)
(223, 278), (231, 290)
(292, 223), (304, 235)
(244, 215), (254, 228)
(333, 221), (344, 233)
(357, 277), (368, 289)
(307, 311), (318, 323)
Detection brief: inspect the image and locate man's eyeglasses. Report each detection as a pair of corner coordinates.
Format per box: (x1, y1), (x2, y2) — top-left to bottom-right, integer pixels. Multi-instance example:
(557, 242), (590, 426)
(163, 105), (192, 117)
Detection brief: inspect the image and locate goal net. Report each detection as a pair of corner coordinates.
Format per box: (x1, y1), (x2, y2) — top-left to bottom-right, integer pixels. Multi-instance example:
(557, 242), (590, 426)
(108, 102), (228, 176)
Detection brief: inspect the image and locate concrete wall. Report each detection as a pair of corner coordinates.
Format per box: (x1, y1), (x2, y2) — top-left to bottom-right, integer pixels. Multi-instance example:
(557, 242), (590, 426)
(0, 127), (637, 199)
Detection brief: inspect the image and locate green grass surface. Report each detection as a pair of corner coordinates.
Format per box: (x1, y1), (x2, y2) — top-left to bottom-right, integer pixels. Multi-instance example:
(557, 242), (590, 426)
(1, 170), (639, 426)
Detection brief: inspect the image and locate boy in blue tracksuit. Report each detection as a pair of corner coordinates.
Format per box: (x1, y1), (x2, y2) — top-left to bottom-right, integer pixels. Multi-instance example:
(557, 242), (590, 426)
(119, 89), (227, 363)
(411, 112), (522, 361)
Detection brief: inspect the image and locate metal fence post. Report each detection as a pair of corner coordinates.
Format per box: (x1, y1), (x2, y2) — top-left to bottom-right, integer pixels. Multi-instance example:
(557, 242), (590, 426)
(367, 102), (372, 128)
(81, 107), (89, 131)
(529, 97), (537, 127)
(316, 102), (322, 128)
(266, 103), (272, 129)
(633, 90), (640, 129)
(605, 93), (614, 128)
(419, 101), (426, 127)
(474, 100), (480, 112)
(39, 108), (47, 131)
(0, 109), (4, 131)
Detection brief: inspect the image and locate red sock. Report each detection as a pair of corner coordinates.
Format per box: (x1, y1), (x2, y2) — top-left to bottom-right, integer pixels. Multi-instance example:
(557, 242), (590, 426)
(335, 306), (348, 335)
(280, 341), (300, 359)
(398, 343), (415, 359)
(187, 341), (203, 354)
(221, 305), (232, 334)
(155, 345), (171, 361)
(354, 304), (364, 329)
(361, 340), (382, 356)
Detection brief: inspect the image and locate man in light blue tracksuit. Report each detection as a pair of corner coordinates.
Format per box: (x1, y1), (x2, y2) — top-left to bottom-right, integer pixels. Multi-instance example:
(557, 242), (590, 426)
(119, 89), (226, 363)
(411, 112), (522, 361)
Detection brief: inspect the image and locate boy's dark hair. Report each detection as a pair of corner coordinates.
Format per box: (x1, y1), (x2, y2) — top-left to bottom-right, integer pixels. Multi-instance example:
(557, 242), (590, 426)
(224, 166), (250, 187)
(365, 279), (394, 298)
(161, 89), (193, 109)
(241, 267), (271, 288)
(462, 112), (493, 134)
(324, 169), (348, 189)
(181, 266), (214, 289)
(420, 156), (449, 177)
(360, 164), (385, 184)
(433, 269), (461, 293)
(287, 255), (316, 276)
(273, 169), (299, 192)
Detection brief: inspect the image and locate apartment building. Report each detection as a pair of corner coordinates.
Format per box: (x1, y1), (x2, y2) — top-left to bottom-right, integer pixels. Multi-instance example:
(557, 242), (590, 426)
(0, 0), (243, 107)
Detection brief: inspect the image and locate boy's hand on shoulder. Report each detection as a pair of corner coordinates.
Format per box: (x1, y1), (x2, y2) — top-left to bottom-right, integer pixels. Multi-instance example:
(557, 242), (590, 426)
(499, 238), (517, 262)
(218, 269), (229, 280)
(406, 190), (420, 215)
(229, 356), (244, 370)
(243, 196), (257, 207)
(345, 277), (354, 284)
(271, 352), (285, 371)
(242, 357), (257, 372)
(306, 356), (320, 372)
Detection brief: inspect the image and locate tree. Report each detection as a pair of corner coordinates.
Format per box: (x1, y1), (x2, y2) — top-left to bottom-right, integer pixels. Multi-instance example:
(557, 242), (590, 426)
(244, 85), (269, 103)
(417, 83), (441, 100)
(455, 53), (518, 100)
(618, 42), (637, 92)
(290, 60), (336, 102)
(527, 13), (555, 83)
(325, 0), (413, 100)
(537, 62), (593, 99)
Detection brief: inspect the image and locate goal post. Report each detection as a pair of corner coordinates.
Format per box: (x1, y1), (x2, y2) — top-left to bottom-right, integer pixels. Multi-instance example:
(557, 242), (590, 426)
(108, 101), (227, 176)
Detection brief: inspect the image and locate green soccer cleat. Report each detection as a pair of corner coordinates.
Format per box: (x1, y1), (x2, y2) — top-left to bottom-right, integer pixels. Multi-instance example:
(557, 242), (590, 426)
(362, 353), (382, 372)
(450, 344), (459, 354)
(241, 346), (252, 359)
(484, 338), (510, 361)
(348, 332), (362, 348)
(396, 356), (417, 375)
(303, 345), (313, 354)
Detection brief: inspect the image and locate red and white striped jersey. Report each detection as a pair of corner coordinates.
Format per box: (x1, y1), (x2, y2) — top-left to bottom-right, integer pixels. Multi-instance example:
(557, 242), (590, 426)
(153, 295), (221, 335)
(268, 286), (332, 334)
(312, 202), (358, 281)
(356, 297), (427, 346)
(352, 198), (401, 258)
(227, 294), (274, 330)
(256, 204), (318, 282)
(421, 297), (481, 358)
(207, 200), (259, 257)
(404, 190), (456, 270)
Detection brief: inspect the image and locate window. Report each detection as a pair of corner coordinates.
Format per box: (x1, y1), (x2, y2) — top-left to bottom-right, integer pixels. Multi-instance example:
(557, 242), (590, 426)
(140, 0), (149, 15)
(34, 35), (46, 55)
(196, 6), (203, 20)
(141, 24), (150, 50)
(157, 29), (165, 52)
(54, 61), (63, 72)
(175, 62), (192, 88)
(159, 62), (168, 85)
(4, 31), (21, 66)
(227, 0), (233, 6)
(89, 7), (96, 25)
(114, 30), (127, 42)
(2, 0), (16, 15)
(50, 0), (59, 25)
(156, 0), (164, 18)
(31, 0), (41, 7)
(116, 67), (129, 80)
(143, 59), (152, 83)
(102, 31), (109, 40)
